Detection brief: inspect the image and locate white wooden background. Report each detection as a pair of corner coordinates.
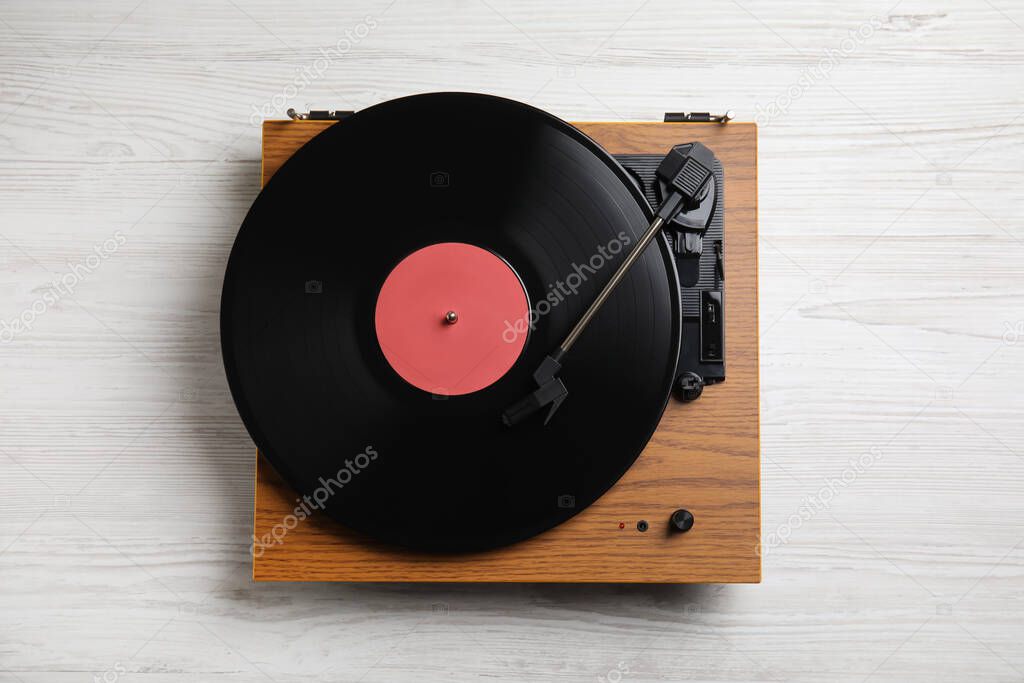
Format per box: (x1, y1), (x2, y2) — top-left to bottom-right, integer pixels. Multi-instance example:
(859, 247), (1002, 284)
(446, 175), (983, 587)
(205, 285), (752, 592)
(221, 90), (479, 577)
(1, 0), (1022, 681)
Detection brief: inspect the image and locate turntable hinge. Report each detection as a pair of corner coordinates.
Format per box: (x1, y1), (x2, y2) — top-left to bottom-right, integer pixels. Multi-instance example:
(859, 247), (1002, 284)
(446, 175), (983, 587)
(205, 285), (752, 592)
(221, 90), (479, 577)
(286, 109), (355, 121)
(664, 111), (734, 123)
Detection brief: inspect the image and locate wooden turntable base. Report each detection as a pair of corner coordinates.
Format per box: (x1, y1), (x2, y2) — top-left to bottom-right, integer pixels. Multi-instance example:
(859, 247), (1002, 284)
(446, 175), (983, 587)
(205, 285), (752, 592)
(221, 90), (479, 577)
(253, 118), (760, 582)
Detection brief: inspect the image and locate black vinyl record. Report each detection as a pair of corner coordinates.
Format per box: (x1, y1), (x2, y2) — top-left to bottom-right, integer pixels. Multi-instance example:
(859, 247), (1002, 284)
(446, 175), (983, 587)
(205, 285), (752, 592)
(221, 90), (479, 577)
(221, 93), (681, 551)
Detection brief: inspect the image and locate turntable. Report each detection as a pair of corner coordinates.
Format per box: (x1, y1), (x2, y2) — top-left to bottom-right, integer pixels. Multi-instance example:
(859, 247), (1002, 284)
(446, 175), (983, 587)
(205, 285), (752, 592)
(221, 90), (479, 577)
(223, 93), (760, 582)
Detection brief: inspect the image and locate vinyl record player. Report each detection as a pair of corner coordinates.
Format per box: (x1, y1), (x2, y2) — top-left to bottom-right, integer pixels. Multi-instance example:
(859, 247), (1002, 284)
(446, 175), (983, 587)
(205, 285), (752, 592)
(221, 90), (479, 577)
(223, 93), (760, 582)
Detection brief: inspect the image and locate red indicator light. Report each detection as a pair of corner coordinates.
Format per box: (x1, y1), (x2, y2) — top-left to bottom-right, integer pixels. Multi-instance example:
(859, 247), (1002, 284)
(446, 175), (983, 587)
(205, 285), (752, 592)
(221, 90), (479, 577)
(618, 522), (625, 529)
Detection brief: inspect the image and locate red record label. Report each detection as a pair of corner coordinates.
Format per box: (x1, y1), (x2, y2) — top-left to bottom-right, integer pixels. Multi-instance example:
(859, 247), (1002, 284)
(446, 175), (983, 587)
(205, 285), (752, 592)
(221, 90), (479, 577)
(374, 242), (529, 395)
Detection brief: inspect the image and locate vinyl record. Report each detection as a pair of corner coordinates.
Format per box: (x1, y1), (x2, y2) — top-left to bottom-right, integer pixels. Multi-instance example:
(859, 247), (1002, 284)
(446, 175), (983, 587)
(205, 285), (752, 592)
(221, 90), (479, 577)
(221, 93), (681, 551)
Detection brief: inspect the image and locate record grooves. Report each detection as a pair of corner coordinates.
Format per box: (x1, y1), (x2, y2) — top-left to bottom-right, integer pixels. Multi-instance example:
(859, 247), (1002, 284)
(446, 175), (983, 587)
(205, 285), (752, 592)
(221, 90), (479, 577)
(222, 93), (681, 552)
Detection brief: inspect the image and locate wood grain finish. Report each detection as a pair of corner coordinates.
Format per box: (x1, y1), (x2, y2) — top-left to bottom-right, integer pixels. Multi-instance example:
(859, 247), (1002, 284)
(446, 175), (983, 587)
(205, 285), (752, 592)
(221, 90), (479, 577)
(253, 120), (760, 582)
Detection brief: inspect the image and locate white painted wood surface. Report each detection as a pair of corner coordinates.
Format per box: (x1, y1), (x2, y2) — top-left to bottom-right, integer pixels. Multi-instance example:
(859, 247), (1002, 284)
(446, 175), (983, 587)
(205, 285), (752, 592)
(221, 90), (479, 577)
(1, 0), (1022, 680)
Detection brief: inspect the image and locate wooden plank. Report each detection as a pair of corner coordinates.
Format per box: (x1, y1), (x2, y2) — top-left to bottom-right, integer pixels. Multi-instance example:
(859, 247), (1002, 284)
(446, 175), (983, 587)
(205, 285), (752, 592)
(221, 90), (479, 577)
(253, 119), (760, 582)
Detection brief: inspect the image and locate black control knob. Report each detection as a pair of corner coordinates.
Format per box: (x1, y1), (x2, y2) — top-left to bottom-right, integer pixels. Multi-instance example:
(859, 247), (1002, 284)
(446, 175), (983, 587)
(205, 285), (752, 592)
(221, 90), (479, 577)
(675, 372), (704, 402)
(670, 509), (694, 533)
